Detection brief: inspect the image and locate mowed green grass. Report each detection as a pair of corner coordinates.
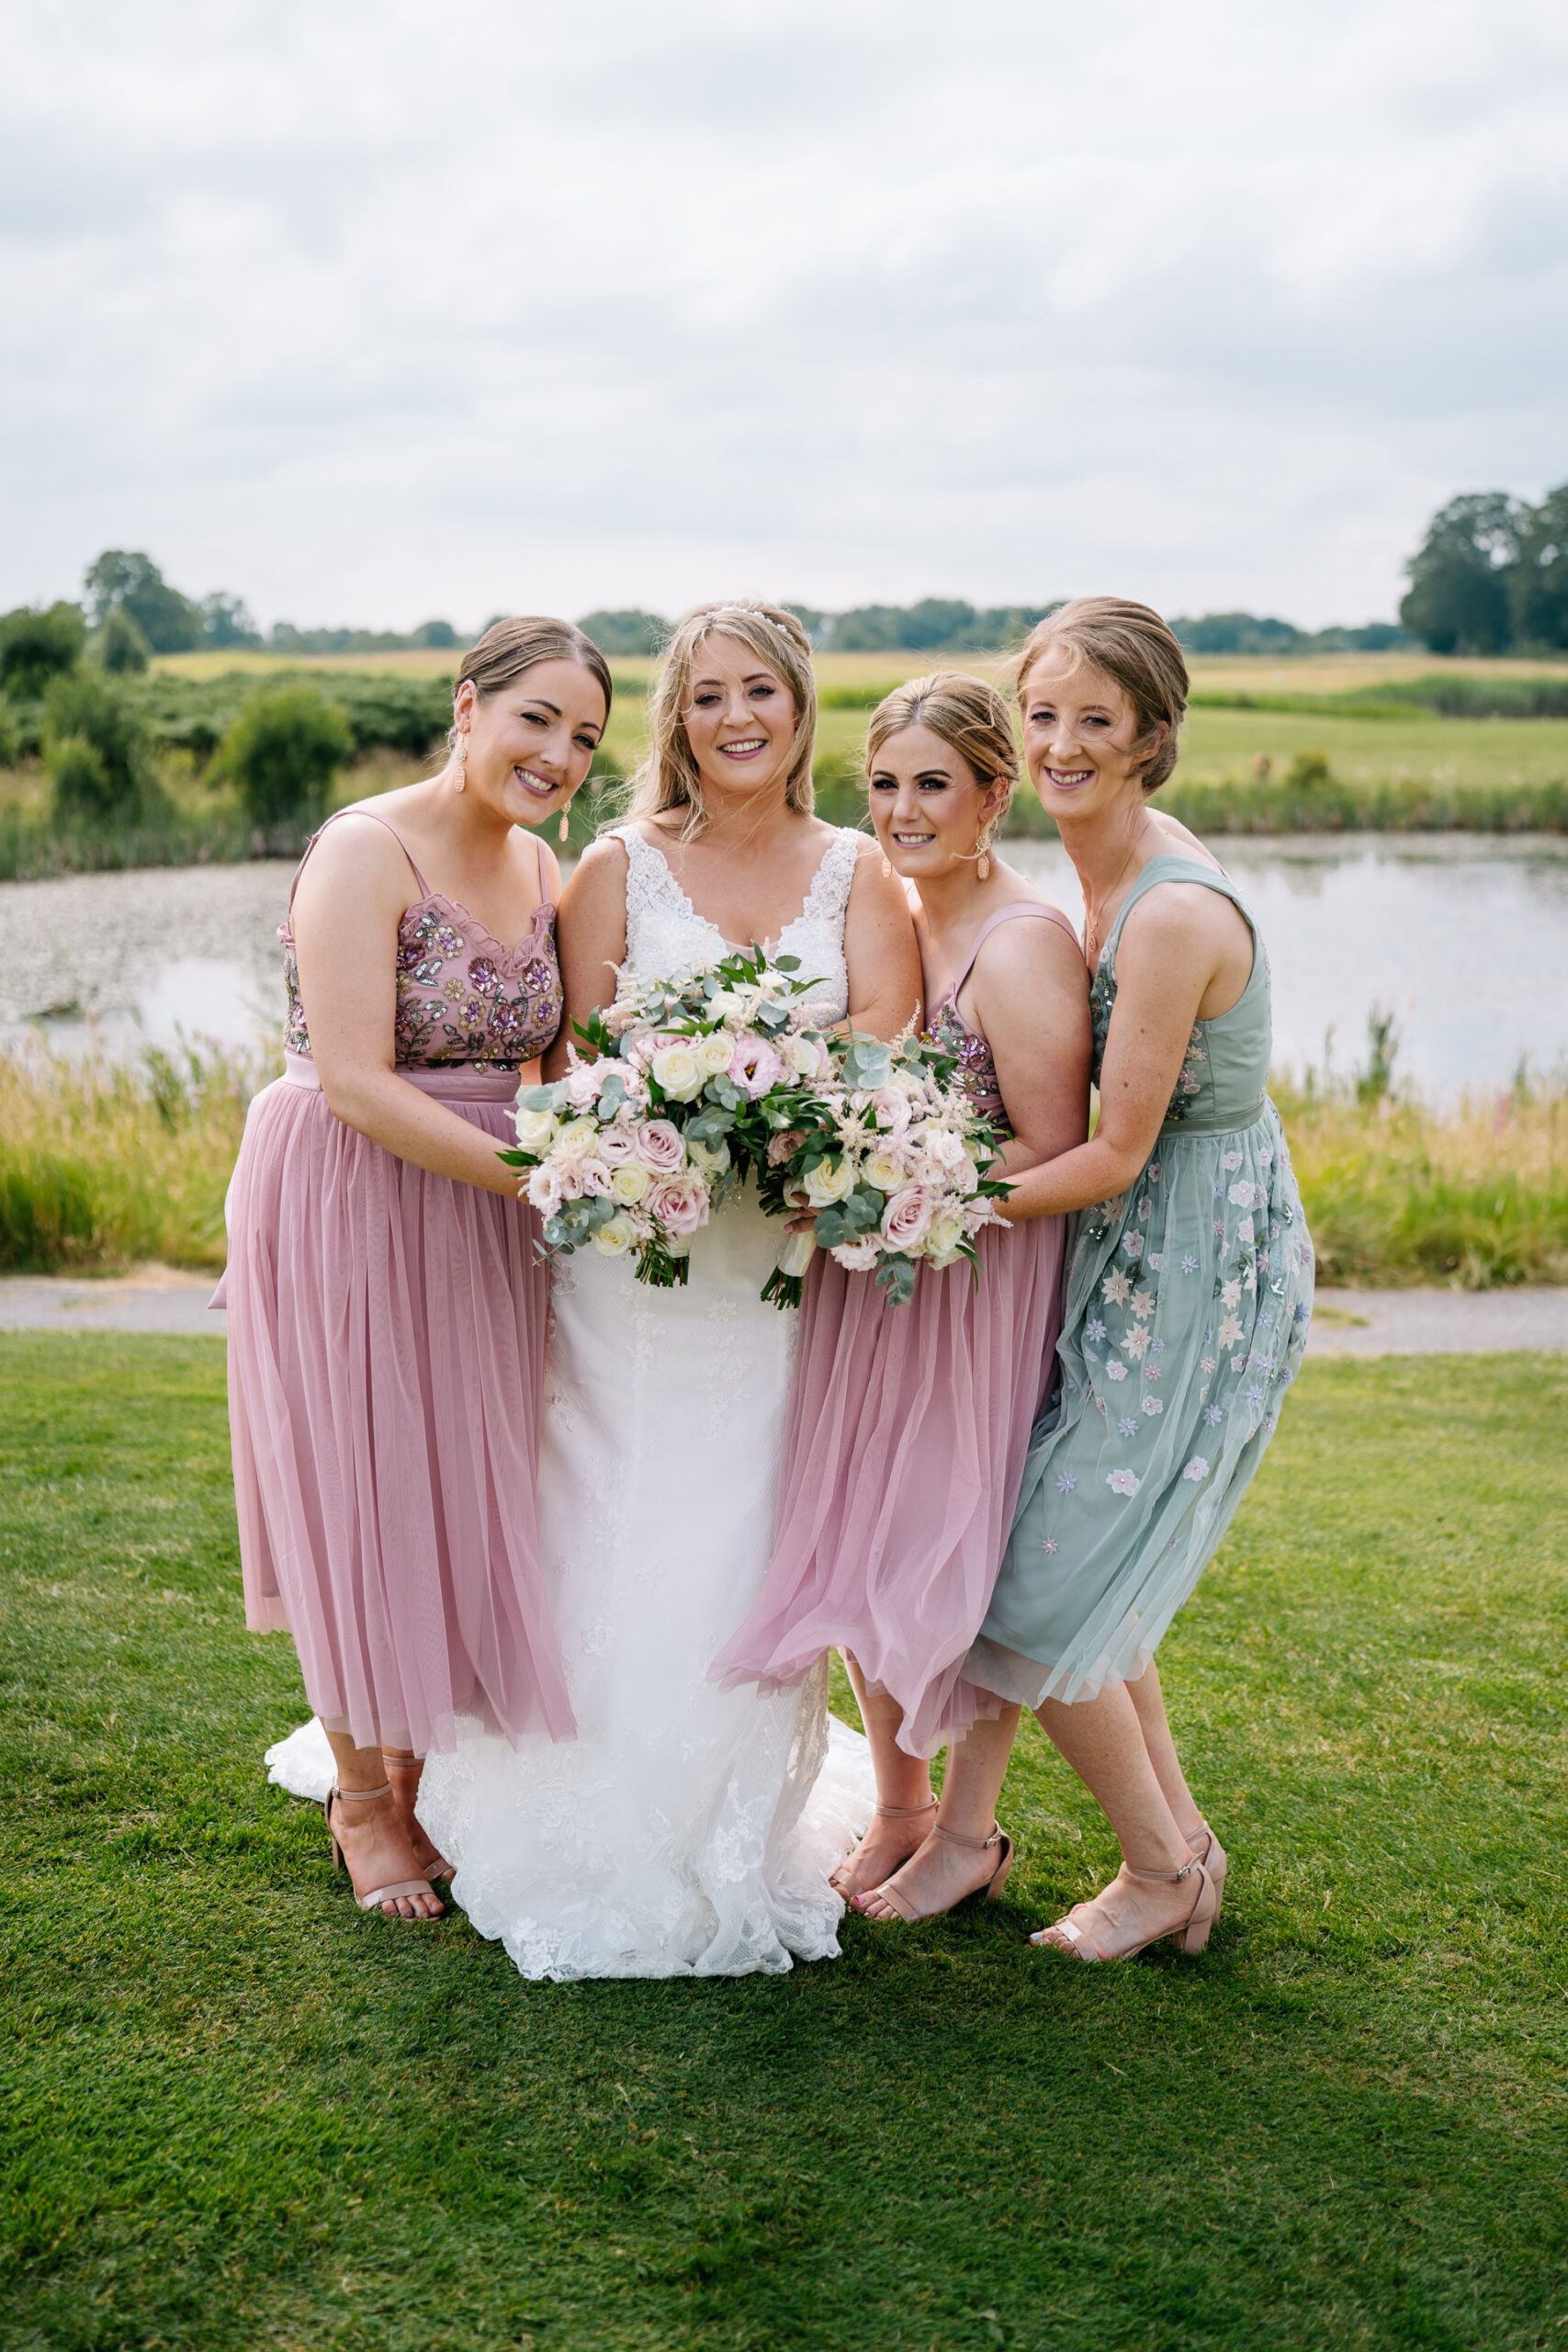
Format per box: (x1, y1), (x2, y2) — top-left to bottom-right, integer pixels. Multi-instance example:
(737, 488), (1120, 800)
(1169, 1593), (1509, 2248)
(2, 1337), (1566, 2352)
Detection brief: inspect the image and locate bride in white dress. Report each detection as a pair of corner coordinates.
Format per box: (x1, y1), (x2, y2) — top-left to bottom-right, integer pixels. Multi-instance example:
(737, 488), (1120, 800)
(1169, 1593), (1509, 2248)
(413, 601), (919, 1979)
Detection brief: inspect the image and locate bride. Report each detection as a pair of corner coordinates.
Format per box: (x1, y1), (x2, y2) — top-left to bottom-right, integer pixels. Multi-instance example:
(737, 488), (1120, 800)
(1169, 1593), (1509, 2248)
(418, 601), (920, 1979)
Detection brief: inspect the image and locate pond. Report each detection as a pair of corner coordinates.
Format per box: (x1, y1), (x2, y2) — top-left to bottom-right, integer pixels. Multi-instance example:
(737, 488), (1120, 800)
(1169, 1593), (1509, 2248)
(3, 835), (1565, 1102)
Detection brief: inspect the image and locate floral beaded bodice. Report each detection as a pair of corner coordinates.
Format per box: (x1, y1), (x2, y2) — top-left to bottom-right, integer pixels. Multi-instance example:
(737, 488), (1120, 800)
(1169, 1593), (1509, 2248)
(281, 810), (564, 1070)
(1091, 857), (1271, 1135)
(926, 902), (1082, 1142)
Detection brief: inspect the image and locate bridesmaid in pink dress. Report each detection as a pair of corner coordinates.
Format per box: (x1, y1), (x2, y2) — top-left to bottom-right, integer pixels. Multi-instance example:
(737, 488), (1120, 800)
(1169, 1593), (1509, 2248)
(220, 618), (610, 1920)
(715, 673), (1092, 1917)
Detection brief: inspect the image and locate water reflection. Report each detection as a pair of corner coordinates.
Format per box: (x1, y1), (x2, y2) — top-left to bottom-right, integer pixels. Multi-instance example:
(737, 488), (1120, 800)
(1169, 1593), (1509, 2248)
(2, 837), (1565, 1101)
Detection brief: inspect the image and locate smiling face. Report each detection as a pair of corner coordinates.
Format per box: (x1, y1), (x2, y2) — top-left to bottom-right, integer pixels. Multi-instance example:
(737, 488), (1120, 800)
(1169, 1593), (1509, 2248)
(866, 722), (1003, 882)
(1019, 647), (1158, 826)
(456, 658), (606, 829)
(681, 632), (798, 802)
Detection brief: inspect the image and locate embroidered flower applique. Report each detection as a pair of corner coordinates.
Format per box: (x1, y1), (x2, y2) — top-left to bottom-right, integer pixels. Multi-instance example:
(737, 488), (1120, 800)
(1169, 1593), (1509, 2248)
(1055, 1472), (1077, 1494)
(1182, 1456), (1210, 1481)
(1117, 1416), (1138, 1436)
(1105, 1359), (1128, 1383)
(1107, 1467), (1141, 1497)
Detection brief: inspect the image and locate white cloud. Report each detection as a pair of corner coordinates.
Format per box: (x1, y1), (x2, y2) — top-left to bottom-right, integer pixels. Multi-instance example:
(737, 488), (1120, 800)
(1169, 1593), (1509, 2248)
(3, 0), (1565, 629)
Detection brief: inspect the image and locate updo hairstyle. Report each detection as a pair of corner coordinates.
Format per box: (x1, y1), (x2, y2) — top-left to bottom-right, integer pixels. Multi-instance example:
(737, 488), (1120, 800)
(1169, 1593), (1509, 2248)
(626, 600), (817, 840)
(865, 671), (1021, 836)
(1012, 596), (1187, 794)
(446, 616), (613, 754)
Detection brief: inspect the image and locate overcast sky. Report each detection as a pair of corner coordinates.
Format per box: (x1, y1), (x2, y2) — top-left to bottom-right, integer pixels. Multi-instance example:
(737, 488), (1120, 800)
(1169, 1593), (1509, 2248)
(4, 0), (1565, 633)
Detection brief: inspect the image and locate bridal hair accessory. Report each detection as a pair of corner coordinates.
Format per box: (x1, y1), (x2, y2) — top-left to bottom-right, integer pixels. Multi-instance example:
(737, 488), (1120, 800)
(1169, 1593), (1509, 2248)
(706, 603), (803, 659)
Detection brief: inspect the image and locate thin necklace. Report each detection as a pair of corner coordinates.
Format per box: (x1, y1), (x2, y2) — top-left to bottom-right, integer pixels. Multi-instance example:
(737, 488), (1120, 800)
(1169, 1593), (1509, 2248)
(1082, 830), (1145, 971)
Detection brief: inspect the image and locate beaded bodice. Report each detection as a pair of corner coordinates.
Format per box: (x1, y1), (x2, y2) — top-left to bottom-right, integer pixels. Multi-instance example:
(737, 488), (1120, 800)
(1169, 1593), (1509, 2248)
(615, 823), (860, 1020)
(281, 811), (564, 1071)
(1092, 856), (1271, 1135)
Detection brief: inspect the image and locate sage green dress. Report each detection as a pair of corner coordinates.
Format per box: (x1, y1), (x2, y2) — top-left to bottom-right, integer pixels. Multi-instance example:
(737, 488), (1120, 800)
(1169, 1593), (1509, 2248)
(965, 856), (1314, 1709)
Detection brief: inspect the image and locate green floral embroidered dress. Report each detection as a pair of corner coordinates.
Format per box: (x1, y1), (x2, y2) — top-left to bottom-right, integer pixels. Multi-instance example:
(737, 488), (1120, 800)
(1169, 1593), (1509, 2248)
(964, 856), (1314, 1710)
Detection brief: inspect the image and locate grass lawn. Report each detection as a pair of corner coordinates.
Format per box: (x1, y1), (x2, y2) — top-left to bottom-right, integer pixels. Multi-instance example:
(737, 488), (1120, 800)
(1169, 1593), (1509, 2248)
(2, 1338), (1565, 2351)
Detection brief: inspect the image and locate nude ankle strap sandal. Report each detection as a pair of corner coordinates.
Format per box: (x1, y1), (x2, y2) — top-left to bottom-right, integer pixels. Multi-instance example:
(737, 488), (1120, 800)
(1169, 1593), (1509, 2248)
(864, 1821), (1015, 1923)
(324, 1782), (440, 1917)
(383, 1752), (455, 1885)
(829, 1798), (937, 1901)
(1187, 1820), (1227, 1917)
(1033, 1855), (1216, 1962)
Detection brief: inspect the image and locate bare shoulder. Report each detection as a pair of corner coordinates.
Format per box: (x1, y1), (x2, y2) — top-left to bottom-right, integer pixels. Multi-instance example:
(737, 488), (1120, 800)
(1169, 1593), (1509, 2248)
(974, 906), (1088, 999)
(844, 830), (910, 913)
(290, 809), (416, 907)
(564, 831), (632, 892)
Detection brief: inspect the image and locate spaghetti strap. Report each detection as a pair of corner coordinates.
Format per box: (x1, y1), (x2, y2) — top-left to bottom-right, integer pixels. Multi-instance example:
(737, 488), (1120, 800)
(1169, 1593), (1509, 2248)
(948, 900), (1083, 1001)
(287, 808), (434, 910)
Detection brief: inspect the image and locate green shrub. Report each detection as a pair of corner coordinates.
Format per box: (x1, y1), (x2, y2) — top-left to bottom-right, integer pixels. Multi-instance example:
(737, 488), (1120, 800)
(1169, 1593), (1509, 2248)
(43, 669), (154, 824)
(220, 682), (354, 837)
(96, 605), (151, 675)
(1284, 748), (1332, 791)
(0, 601), (87, 700)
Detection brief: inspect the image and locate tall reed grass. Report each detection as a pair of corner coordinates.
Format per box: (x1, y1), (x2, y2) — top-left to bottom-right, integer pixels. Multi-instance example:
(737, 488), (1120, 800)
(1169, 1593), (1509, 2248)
(0, 1039), (268, 1272)
(1, 1038), (1562, 1287)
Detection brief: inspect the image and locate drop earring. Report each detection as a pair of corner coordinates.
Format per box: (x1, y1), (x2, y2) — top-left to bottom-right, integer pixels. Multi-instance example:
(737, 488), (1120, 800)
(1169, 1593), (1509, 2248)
(558, 804), (571, 843)
(975, 816), (993, 883)
(881, 854), (893, 879)
(454, 734), (468, 792)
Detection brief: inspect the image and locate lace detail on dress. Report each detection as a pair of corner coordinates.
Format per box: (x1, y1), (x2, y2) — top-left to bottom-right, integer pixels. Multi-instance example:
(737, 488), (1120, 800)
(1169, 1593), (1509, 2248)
(615, 825), (858, 1021)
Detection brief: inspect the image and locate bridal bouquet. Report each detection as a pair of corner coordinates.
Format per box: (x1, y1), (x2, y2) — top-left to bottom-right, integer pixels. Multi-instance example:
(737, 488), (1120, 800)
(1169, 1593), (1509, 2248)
(499, 944), (835, 1288)
(755, 1031), (1012, 1309)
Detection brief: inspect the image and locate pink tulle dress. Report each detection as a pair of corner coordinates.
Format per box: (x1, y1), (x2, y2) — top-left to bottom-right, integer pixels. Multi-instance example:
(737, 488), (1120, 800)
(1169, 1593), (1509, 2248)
(216, 808), (575, 1758)
(715, 902), (1081, 1758)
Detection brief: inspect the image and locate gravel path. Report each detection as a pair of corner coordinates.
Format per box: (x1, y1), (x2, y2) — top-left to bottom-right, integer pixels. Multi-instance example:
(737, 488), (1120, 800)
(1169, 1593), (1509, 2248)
(1, 1272), (1564, 1351)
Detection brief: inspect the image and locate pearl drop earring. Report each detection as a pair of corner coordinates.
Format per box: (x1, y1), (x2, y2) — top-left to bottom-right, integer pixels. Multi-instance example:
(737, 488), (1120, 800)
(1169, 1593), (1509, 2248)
(881, 854), (893, 879)
(454, 733), (468, 792)
(558, 805), (571, 843)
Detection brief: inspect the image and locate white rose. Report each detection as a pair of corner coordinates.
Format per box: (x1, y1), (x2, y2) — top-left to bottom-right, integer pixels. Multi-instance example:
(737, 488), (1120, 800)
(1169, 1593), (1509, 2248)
(558, 1115), (602, 1153)
(706, 989), (743, 1020)
(591, 1213), (637, 1257)
(927, 1207), (965, 1258)
(784, 1035), (828, 1080)
(513, 1108), (559, 1155)
(696, 1032), (737, 1076)
(686, 1136), (732, 1179)
(862, 1150), (907, 1194)
(802, 1155), (857, 1209)
(922, 1125), (970, 1174)
(610, 1162), (651, 1204)
(649, 1042), (705, 1102)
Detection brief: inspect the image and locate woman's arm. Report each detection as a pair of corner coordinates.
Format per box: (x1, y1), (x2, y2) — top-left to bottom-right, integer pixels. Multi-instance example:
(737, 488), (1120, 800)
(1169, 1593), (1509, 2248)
(967, 921), (1093, 1180)
(996, 887), (1228, 1222)
(291, 818), (527, 1198)
(842, 840), (924, 1039)
(543, 835), (629, 1077)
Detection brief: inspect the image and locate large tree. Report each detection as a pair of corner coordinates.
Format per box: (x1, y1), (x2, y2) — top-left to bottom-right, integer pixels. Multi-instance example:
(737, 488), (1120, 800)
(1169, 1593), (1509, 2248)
(1508, 482), (1568, 651)
(1399, 493), (1519, 655)
(83, 550), (200, 653)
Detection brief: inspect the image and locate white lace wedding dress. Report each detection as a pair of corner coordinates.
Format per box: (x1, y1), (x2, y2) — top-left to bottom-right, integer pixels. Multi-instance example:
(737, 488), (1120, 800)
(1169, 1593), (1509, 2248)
(266, 824), (875, 1978)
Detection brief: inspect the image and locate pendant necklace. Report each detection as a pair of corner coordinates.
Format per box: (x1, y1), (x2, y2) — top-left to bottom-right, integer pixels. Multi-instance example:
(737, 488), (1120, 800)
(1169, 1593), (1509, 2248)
(1083, 830), (1145, 972)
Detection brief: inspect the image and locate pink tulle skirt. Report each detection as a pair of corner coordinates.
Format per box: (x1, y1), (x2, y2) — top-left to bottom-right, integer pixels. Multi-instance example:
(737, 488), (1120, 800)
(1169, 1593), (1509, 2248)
(714, 1215), (1066, 1758)
(217, 1053), (574, 1757)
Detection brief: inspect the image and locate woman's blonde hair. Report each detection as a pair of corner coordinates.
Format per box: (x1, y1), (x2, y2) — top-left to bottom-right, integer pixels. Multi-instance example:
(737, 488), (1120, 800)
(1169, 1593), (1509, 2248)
(446, 615), (613, 753)
(625, 600), (817, 838)
(865, 671), (1020, 838)
(1012, 596), (1188, 794)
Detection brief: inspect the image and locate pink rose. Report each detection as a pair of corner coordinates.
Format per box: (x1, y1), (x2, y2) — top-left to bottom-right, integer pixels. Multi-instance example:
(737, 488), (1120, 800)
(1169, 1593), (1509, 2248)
(881, 1185), (935, 1251)
(649, 1175), (709, 1237)
(767, 1128), (806, 1166)
(728, 1037), (784, 1099)
(527, 1164), (565, 1216)
(578, 1159), (614, 1197)
(596, 1125), (637, 1164)
(633, 1118), (685, 1171)
(868, 1086), (912, 1137)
